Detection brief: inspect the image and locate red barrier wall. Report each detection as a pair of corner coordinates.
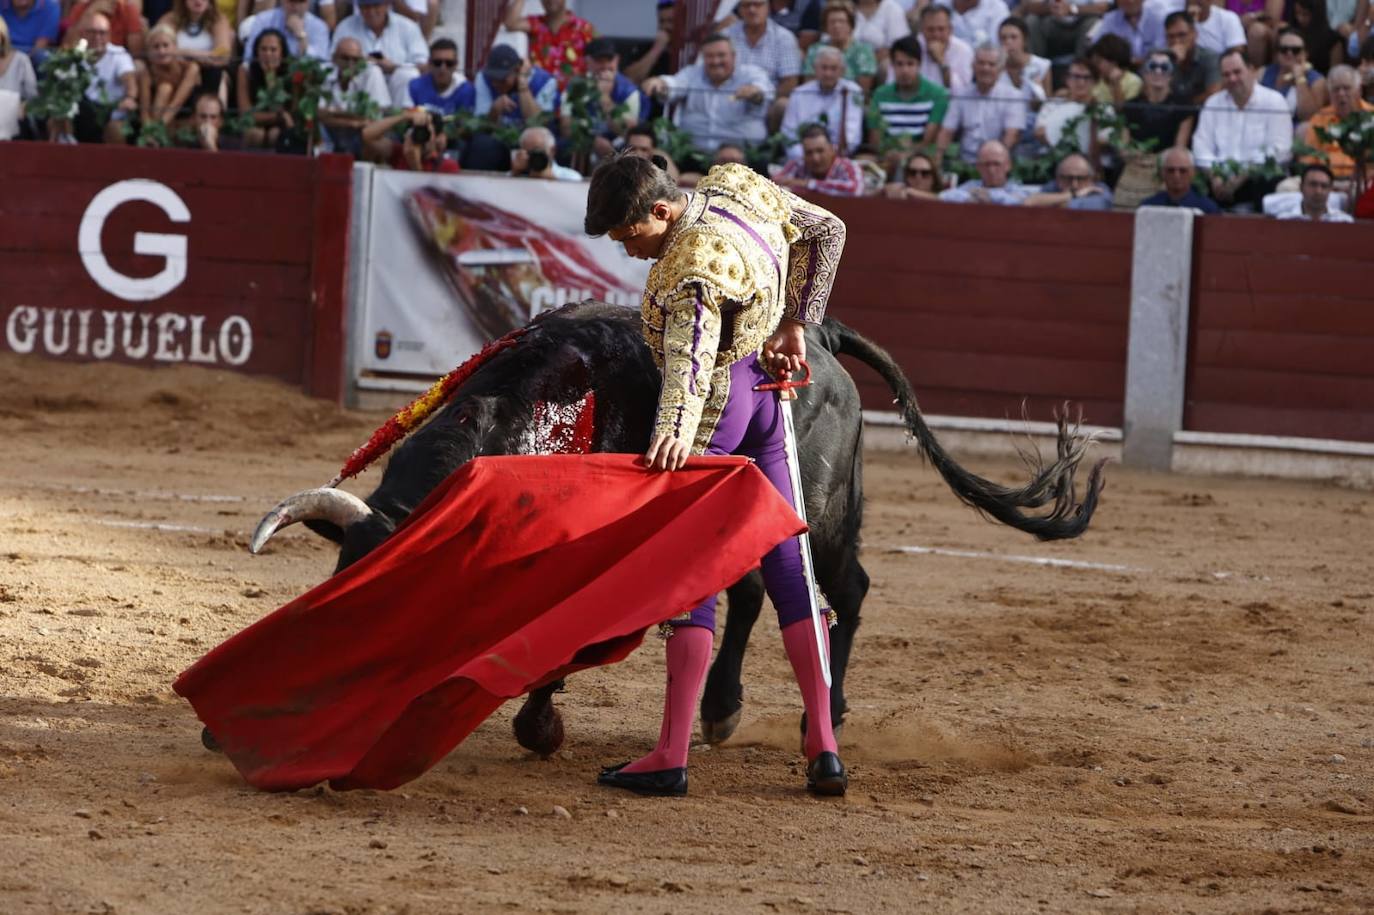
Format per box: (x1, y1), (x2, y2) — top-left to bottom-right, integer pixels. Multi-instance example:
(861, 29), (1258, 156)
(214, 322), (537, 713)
(0, 145), (350, 402)
(1186, 217), (1374, 443)
(818, 197), (1133, 428)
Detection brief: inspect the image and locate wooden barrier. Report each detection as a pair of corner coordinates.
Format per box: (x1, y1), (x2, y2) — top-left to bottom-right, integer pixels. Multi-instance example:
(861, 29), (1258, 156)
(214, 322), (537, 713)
(0, 144), (351, 402)
(1187, 217), (1374, 443)
(817, 196), (1134, 429)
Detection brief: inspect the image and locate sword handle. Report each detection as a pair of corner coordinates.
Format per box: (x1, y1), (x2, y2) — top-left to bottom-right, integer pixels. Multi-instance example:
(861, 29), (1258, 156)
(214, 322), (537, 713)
(753, 359), (811, 395)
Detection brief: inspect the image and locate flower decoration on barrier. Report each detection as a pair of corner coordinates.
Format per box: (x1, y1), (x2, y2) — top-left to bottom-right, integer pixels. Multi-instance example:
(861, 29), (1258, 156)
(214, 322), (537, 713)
(27, 41), (97, 123)
(1315, 109), (1374, 197)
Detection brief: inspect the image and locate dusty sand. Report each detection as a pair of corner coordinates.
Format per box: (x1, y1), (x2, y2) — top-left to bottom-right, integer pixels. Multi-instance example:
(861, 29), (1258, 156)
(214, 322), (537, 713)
(1, 353), (1371, 915)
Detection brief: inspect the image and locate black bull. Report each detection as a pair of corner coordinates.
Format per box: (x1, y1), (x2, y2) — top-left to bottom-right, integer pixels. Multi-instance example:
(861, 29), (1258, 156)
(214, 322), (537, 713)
(261, 301), (1104, 756)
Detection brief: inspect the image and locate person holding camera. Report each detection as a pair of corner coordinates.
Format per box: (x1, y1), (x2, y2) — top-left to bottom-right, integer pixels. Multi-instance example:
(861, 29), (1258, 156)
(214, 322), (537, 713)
(362, 106), (458, 172)
(510, 125), (584, 180)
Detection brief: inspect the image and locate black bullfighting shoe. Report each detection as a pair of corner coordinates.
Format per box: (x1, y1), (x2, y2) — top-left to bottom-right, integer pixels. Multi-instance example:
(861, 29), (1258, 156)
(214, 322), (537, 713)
(806, 752), (848, 797)
(597, 762), (688, 797)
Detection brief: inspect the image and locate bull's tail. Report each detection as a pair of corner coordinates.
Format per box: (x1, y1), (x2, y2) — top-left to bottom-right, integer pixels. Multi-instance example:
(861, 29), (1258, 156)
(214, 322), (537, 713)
(822, 319), (1105, 542)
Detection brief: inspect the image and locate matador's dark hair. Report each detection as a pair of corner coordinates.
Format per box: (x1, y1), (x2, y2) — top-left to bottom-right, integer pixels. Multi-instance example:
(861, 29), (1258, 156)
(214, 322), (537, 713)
(584, 151), (683, 237)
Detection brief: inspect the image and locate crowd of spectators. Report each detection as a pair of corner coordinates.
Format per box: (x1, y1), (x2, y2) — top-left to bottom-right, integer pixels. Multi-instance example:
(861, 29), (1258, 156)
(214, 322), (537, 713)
(1, 0), (1372, 216)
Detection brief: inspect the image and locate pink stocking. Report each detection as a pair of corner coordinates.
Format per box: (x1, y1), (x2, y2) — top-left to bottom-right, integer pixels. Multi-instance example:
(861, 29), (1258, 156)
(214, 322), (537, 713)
(621, 624), (712, 773)
(781, 618), (839, 759)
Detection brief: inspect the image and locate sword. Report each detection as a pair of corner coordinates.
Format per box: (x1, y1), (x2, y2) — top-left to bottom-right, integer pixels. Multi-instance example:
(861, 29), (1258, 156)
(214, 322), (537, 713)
(754, 360), (831, 687)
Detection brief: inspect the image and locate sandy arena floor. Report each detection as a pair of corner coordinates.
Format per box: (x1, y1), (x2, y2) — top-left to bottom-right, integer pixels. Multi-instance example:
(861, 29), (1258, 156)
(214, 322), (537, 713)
(1, 354), (1371, 915)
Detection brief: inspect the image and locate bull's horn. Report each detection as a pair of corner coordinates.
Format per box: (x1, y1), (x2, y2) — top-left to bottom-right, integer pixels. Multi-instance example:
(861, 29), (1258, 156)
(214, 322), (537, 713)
(249, 487), (372, 555)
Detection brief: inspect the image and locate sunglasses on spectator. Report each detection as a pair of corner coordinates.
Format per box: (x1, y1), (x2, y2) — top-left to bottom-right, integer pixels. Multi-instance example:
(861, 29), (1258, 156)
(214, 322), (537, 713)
(1145, 59), (1173, 73)
(1277, 43), (1304, 54)
(907, 167), (933, 177)
(431, 58), (458, 68)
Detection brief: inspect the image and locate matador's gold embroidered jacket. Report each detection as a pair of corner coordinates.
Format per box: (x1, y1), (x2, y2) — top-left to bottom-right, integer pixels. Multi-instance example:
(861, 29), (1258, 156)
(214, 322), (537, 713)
(642, 163), (846, 452)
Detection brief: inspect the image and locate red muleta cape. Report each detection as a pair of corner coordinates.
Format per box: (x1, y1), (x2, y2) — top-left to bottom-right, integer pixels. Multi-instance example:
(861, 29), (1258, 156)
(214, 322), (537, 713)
(173, 454), (805, 792)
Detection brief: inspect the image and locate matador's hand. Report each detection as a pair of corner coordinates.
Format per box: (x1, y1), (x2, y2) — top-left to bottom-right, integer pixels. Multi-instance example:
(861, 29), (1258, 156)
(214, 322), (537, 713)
(762, 318), (806, 377)
(643, 433), (691, 471)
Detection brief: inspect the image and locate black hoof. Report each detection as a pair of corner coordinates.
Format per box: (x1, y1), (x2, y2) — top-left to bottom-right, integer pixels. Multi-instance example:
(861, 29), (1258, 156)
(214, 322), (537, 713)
(806, 751), (848, 797)
(513, 699), (565, 758)
(700, 708), (742, 745)
(201, 726), (221, 753)
(597, 762), (688, 797)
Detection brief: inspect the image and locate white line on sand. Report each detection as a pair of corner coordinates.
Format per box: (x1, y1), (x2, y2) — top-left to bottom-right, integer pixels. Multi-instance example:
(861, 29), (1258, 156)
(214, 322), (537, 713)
(19, 482), (245, 503)
(890, 545), (1146, 573)
(91, 519), (227, 535)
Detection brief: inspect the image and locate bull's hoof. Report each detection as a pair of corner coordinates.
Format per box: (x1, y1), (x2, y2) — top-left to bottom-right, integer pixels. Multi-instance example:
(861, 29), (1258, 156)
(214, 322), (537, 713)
(201, 726), (222, 753)
(700, 708), (742, 745)
(513, 700), (565, 758)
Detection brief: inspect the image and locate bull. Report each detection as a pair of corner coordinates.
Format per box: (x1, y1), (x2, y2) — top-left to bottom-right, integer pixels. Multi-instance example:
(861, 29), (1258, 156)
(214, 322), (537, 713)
(248, 301), (1103, 757)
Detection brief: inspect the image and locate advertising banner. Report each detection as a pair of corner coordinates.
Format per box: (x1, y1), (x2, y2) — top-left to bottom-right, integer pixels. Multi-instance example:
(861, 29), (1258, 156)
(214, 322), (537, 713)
(0, 144), (351, 401)
(355, 171), (649, 389)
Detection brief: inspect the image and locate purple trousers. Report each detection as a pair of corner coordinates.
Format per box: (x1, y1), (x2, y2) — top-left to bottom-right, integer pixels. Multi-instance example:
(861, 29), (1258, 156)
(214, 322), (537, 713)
(675, 356), (817, 632)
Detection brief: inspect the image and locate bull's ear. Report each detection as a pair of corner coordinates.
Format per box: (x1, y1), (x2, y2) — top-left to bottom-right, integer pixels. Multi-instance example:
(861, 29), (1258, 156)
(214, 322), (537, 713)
(302, 519), (346, 544)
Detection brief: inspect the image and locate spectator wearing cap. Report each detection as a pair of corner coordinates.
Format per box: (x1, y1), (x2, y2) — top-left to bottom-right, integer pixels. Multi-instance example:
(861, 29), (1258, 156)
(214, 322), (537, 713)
(774, 123), (866, 196)
(934, 42), (1023, 165)
(400, 37), (465, 113)
(1192, 48), (1291, 209)
(1025, 152), (1114, 209)
(332, 0), (429, 104)
(562, 37), (643, 158)
(454, 43), (560, 127)
(1140, 147), (1221, 212)
(1091, 0), (1165, 68)
(245, 0), (330, 62)
(781, 45), (863, 158)
(642, 33), (774, 161)
(2, 0), (59, 56)
(511, 125), (584, 180)
(867, 35), (948, 149)
(938, 139), (1031, 203)
(503, 0), (595, 90)
(1302, 65), (1373, 178)
(1279, 163), (1353, 221)
(917, 4), (973, 91)
(1165, 11), (1221, 105)
(804, 1), (877, 95)
(725, 0), (801, 128)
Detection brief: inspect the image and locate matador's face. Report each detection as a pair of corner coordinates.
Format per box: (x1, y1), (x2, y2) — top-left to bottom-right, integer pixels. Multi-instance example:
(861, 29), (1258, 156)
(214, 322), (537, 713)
(608, 201), (676, 260)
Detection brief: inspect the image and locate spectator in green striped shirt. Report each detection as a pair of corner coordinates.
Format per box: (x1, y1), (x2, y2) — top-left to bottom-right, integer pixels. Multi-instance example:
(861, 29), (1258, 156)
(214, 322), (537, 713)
(866, 35), (949, 154)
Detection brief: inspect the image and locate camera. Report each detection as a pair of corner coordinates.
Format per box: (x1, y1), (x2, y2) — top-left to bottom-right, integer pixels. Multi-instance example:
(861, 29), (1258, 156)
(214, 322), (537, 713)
(410, 123), (432, 145)
(527, 150), (550, 173)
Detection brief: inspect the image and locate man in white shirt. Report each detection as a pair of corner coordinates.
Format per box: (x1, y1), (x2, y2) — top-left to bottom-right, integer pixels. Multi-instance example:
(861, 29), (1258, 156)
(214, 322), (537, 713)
(939, 139), (1032, 203)
(643, 33), (774, 163)
(1184, 0), (1246, 54)
(511, 126), (585, 181)
(934, 0), (1011, 49)
(318, 38), (392, 157)
(936, 42), (1025, 164)
(331, 0), (429, 104)
(76, 12), (135, 144)
(1193, 48), (1291, 209)
(1278, 163), (1354, 222)
(917, 5), (974, 92)
(725, 0), (801, 130)
(780, 45), (864, 157)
